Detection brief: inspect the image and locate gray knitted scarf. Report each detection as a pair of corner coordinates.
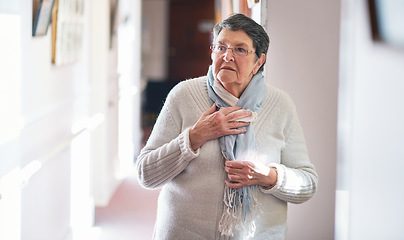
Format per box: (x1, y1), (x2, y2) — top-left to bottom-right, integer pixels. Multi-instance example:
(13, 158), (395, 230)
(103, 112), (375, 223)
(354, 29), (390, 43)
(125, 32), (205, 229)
(206, 66), (267, 237)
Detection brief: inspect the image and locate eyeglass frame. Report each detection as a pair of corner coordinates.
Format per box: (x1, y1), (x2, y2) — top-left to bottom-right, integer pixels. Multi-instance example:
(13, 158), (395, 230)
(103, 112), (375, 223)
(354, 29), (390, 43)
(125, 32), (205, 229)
(210, 43), (256, 57)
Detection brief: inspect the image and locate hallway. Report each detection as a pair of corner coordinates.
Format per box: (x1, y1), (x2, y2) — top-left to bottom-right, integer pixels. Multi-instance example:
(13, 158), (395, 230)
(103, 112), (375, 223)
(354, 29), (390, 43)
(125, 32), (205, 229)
(3, 0), (404, 239)
(94, 170), (159, 240)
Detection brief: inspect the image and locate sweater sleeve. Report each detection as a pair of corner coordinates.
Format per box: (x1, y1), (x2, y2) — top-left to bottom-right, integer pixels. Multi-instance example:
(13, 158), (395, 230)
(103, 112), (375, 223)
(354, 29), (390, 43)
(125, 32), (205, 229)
(136, 97), (200, 189)
(259, 108), (318, 204)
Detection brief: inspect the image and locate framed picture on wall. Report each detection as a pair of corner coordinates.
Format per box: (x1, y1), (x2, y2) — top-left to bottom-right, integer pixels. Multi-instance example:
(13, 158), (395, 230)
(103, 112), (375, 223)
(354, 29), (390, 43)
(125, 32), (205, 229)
(368, 0), (404, 48)
(51, 0), (85, 65)
(33, 0), (56, 36)
(109, 0), (119, 49)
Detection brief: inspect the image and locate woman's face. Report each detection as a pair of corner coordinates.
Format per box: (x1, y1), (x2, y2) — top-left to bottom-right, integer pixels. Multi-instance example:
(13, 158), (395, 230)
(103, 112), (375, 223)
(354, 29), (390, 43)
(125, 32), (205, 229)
(211, 28), (265, 97)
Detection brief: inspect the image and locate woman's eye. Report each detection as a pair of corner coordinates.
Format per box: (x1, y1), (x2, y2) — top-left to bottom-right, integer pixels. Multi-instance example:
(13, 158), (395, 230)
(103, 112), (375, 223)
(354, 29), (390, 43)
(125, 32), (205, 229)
(218, 45), (227, 51)
(236, 47), (247, 54)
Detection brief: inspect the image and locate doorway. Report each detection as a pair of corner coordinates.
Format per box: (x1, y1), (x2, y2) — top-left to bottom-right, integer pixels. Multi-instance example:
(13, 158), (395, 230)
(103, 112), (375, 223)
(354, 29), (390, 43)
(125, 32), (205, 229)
(141, 0), (215, 145)
(168, 0), (215, 81)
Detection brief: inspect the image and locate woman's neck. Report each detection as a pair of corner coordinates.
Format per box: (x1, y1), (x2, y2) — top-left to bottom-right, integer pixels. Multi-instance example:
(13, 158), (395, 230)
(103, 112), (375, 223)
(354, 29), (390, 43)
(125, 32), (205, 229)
(213, 79), (239, 106)
(221, 82), (248, 98)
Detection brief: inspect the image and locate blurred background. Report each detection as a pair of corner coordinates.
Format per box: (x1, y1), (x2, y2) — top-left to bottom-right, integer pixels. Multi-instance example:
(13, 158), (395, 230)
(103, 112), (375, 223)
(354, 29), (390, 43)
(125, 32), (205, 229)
(0, 0), (403, 239)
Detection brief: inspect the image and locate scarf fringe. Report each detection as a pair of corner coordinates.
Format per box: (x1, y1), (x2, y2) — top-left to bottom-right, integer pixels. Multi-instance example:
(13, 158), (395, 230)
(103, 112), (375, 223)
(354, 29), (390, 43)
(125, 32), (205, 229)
(218, 185), (259, 238)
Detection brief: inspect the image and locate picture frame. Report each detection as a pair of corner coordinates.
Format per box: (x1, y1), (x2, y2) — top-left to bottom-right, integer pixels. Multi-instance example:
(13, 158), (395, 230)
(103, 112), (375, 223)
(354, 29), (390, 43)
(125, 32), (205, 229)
(32, 0), (56, 36)
(51, 0), (85, 65)
(109, 0), (119, 49)
(368, 0), (404, 48)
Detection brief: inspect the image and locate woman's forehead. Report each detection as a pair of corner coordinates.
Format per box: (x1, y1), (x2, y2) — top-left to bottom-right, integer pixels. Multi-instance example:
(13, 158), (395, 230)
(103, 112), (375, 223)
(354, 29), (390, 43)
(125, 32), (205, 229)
(215, 28), (253, 47)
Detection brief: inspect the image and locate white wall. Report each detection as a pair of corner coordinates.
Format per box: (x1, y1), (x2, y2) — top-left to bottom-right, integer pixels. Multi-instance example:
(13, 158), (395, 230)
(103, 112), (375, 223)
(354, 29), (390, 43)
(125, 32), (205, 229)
(0, 0), (92, 238)
(0, 0), (141, 239)
(337, 0), (404, 239)
(266, 1), (340, 239)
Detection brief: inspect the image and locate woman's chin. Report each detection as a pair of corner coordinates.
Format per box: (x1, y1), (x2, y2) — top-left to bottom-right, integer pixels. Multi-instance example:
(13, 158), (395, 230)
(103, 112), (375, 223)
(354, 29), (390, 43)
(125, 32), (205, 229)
(217, 73), (236, 85)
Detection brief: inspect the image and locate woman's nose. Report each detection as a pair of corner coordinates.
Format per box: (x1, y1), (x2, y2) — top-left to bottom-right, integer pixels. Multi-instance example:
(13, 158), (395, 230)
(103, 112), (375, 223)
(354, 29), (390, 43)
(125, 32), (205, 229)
(223, 48), (235, 62)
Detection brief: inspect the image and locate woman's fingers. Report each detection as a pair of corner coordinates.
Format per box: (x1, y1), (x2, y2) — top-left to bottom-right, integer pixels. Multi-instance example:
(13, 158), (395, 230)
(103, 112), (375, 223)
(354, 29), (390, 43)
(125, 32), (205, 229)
(218, 106), (242, 116)
(225, 180), (246, 188)
(228, 121), (249, 130)
(224, 161), (259, 188)
(224, 160), (276, 189)
(205, 106), (251, 133)
(218, 107), (252, 122)
(225, 109), (252, 122)
(225, 161), (252, 176)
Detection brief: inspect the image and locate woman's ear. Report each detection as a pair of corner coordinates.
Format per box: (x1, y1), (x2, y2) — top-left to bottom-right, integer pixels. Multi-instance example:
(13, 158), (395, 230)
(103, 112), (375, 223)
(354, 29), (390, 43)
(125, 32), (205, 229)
(253, 53), (266, 74)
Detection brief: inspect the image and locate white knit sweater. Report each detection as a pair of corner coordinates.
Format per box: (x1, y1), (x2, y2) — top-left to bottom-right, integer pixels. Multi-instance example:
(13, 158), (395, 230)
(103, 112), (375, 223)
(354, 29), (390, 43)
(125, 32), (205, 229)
(136, 76), (318, 240)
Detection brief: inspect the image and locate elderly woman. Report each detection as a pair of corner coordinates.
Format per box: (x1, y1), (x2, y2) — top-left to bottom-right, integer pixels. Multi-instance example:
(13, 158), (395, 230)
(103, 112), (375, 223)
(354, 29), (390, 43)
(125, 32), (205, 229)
(137, 14), (318, 240)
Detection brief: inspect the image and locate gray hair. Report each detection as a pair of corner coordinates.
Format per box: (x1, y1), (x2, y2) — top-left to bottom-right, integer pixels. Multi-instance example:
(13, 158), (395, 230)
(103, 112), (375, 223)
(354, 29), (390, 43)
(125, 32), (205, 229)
(213, 14), (270, 73)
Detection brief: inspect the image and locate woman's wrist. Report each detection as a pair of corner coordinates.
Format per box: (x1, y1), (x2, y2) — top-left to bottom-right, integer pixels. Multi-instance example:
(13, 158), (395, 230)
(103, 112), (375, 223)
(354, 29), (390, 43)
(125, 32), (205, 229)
(261, 167), (278, 189)
(189, 128), (204, 151)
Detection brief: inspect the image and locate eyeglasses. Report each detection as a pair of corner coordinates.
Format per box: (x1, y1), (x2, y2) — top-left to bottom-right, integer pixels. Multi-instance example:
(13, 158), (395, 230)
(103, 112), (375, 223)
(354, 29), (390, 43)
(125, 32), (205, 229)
(210, 44), (255, 57)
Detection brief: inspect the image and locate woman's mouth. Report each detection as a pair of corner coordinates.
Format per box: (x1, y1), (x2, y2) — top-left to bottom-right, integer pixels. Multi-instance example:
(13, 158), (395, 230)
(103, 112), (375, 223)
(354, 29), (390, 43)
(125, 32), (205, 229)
(221, 66), (235, 71)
